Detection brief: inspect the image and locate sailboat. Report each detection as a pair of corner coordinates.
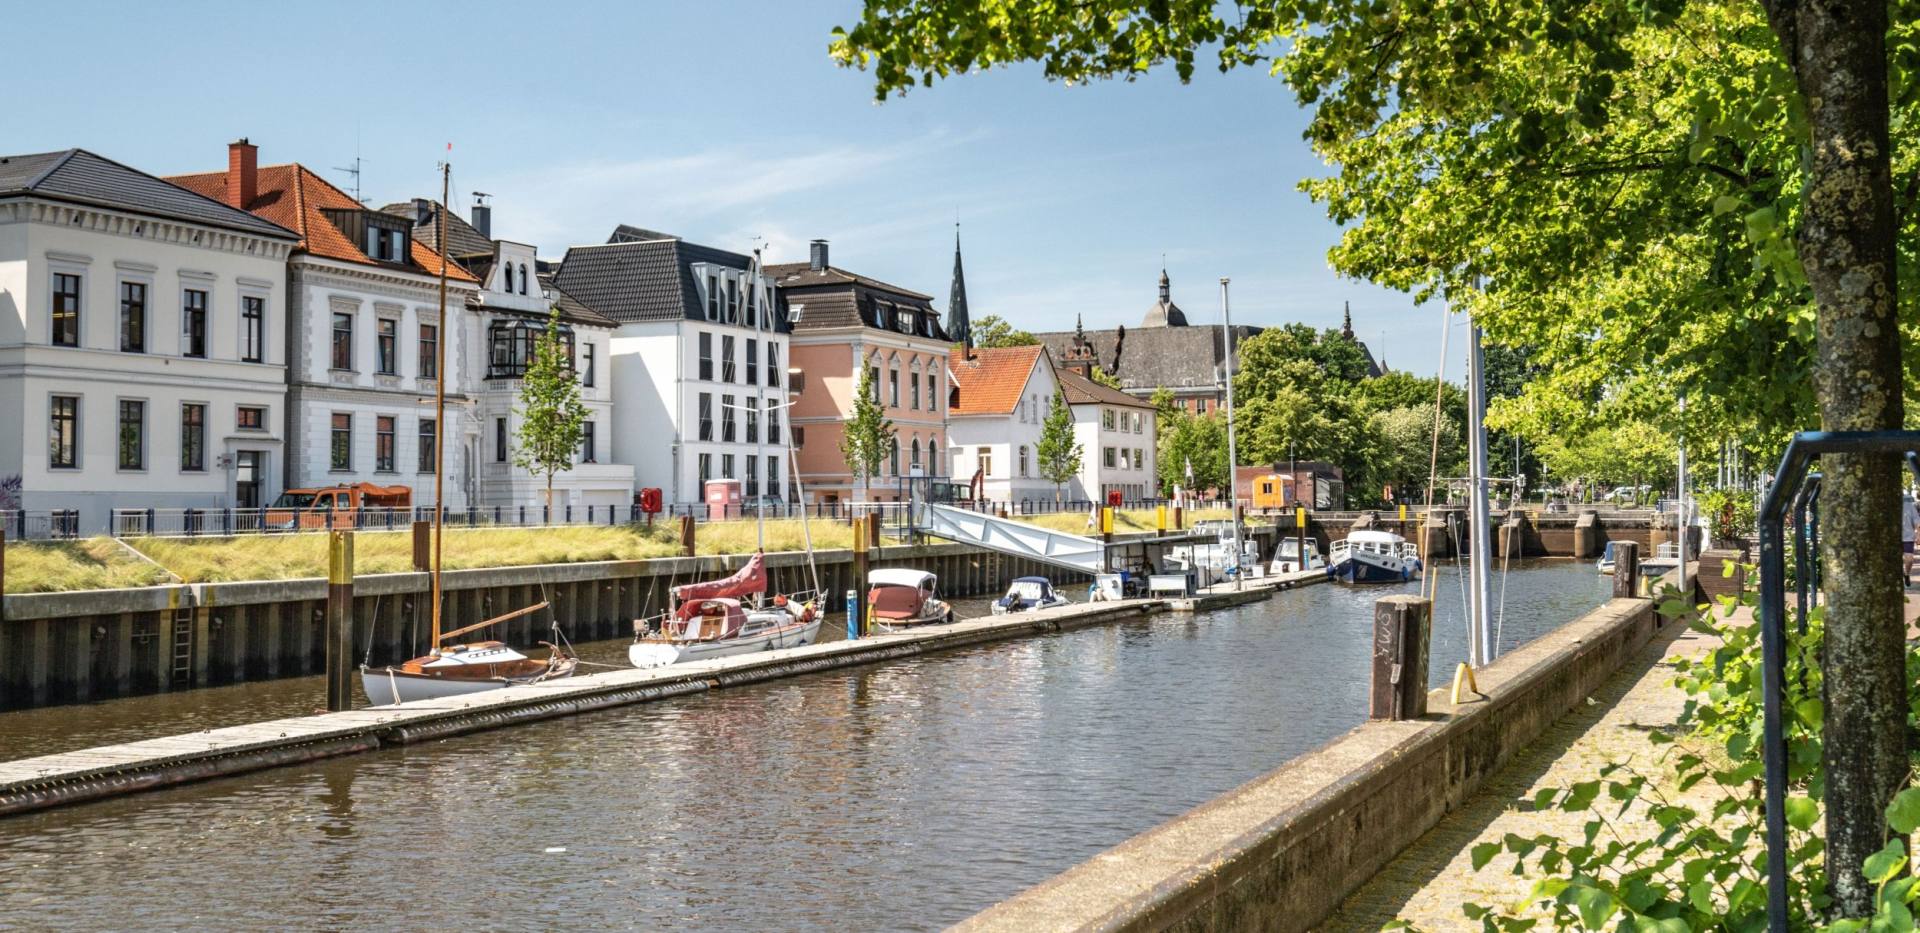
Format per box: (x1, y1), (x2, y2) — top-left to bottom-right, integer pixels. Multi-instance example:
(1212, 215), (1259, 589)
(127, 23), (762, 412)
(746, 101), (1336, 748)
(360, 163), (579, 706)
(628, 245), (822, 668)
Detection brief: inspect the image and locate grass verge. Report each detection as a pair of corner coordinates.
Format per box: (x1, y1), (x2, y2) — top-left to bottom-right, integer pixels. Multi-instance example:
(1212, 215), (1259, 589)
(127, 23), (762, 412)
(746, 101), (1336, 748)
(5, 539), (174, 593)
(1015, 507), (1232, 534)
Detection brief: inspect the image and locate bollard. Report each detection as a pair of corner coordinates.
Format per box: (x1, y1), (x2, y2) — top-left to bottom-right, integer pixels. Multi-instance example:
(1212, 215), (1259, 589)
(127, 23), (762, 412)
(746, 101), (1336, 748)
(679, 515), (696, 557)
(865, 512), (882, 558)
(326, 530), (354, 712)
(1296, 506), (1310, 571)
(1173, 505), (1184, 530)
(1611, 540), (1641, 599)
(411, 520), (432, 572)
(1370, 595), (1431, 720)
(852, 520), (870, 638)
(1155, 504), (1167, 538)
(845, 589), (859, 641)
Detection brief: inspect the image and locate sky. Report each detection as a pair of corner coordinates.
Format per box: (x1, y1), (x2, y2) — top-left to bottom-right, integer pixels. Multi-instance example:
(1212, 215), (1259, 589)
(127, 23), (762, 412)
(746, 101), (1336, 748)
(2, 0), (1454, 375)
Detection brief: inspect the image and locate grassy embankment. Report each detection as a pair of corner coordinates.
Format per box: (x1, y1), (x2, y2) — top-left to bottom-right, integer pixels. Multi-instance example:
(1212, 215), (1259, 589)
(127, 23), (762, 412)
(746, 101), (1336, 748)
(4, 519), (857, 593)
(1015, 507), (1231, 533)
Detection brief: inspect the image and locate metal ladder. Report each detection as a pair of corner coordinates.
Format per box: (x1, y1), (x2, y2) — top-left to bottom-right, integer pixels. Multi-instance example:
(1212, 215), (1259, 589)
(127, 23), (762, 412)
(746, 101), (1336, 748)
(169, 606), (194, 685)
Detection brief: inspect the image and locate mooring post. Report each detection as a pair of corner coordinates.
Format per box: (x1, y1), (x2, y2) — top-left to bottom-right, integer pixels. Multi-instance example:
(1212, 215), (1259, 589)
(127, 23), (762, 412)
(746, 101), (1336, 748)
(866, 512), (882, 561)
(1101, 507), (1115, 571)
(852, 519), (870, 639)
(1370, 595), (1431, 720)
(1295, 505), (1309, 570)
(411, 520), (431, 573)
(1173, 504), (1184, 531)
(1155, 503), (1167, 538)
(1612, 540), (1641, 599)
(679, 515), (696, 557)
(326, 530), (354, 712)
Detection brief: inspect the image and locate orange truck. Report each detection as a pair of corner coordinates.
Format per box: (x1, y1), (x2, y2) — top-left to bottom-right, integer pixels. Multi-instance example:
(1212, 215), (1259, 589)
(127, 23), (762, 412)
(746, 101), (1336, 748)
(265, 483), (412, 530)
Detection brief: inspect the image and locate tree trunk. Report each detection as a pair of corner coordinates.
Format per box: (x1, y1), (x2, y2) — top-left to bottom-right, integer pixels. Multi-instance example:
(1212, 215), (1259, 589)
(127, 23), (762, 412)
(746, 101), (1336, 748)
(1761, 0), (1904, 917)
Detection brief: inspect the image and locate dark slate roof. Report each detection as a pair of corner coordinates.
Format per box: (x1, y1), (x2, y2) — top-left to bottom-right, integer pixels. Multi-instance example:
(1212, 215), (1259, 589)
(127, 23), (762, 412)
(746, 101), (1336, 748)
(0, 149), (297, 240)
(1035, 324), (1262, 394)
(552, 227), (777, 328)
(542, 274), (621, 328)
(1057, 368), (1155, 410)
(379, 199), (496, 261)
(767, 261), (949, 340)
(764, 262), (932, 300)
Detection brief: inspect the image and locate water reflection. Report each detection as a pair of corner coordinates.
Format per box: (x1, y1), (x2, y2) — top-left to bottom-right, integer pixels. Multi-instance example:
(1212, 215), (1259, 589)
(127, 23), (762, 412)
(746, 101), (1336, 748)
(0, 563), (1606, 930)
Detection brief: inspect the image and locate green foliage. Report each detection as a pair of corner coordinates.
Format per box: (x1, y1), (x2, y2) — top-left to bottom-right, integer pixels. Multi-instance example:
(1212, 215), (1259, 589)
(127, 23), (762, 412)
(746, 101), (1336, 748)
(1533, 421), (1676, 496)
(1035, 390), (1084, 501)
(1088, 365), (1124, 390)
(1157, 407), (1227, 495)
(513, 307), (589, 509)
(1698, 487), (1757, 544)
(841, 365), (895, 487)
(970, 314), (1038, 348)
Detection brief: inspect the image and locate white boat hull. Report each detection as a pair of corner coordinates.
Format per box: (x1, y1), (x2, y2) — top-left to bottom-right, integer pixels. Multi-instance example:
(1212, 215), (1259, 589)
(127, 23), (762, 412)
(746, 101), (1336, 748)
(628, 616), (822, 669)
(360, 667), (518, 706)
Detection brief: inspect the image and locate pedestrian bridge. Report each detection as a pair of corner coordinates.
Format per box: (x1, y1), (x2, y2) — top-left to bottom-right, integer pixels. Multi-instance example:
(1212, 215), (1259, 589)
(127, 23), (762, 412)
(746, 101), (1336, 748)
(910, 502), (1226, 576)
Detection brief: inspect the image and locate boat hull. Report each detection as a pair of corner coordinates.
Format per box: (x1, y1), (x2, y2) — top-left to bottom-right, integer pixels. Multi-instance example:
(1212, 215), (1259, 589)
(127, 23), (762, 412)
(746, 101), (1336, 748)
(1328, 554), (1422, 585)
(360, 667), (518, 706)
(991, 596), (1070, 615)
(628, 616), (822, 669)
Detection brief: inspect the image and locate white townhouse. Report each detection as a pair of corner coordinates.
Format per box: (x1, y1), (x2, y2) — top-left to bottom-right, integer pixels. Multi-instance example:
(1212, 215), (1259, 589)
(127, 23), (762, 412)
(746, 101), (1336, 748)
(0, 148), (301, 531)
(945, 344), (1061, 504)
(380, 197), (630, 513)
(1056, 368), (1159, 501)
(169, 142), (481, 509)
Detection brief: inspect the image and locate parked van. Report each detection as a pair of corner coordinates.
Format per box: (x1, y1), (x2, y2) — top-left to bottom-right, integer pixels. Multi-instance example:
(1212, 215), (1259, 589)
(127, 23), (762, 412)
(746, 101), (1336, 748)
(265, 483), (411, 530)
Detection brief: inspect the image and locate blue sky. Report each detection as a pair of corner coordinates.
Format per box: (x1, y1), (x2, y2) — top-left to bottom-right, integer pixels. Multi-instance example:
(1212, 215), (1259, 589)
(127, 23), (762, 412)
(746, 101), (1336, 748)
(5, 0), (1451, 375)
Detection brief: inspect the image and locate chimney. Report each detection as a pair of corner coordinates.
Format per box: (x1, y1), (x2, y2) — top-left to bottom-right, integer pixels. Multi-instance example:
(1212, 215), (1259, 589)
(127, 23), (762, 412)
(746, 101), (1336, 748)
(413, 198), (434, 225)
(809, 239), (829, 272)
(470, 194), (492, 238)
(226, 139), (258, 210)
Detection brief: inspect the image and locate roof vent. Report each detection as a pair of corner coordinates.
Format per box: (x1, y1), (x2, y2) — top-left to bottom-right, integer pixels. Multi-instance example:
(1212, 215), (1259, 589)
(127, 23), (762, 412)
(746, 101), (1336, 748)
(808, 239), (828, 272)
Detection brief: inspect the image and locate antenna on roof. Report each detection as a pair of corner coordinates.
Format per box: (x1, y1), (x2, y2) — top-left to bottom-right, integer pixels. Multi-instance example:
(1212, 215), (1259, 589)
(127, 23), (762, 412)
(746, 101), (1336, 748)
(333, 155), (367, 205)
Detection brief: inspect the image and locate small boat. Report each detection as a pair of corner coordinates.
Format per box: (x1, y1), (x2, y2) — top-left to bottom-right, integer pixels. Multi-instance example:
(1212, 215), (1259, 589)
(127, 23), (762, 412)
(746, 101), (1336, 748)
(992, 576), (1070, 614)
(1326, 530), (1423, 584)
(362, 637), (577, 706)
(630, 552), (821, 668)
(1597, 540), (1680, 576)
(868, 568), (954, 627)
(1270, 537), (1325, 575)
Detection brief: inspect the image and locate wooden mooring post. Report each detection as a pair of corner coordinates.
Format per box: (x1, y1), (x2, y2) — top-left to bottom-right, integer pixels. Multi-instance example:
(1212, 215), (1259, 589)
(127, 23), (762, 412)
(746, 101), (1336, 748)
(679, 515), (696, 557)
(325, 530), (354, 712)
(1370, 595), (1431, 721)
(1611, 541), (1641, 599)
(411, 520), (431, 572)
(851, 519), (870, 639)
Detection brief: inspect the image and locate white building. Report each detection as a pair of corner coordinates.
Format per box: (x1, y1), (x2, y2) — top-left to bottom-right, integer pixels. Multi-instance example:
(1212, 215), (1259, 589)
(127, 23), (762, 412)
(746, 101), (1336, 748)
(554, 226), (788, 505)
(0, 148), (301, 531)
(169, 142), (481, 510)
(945, 345), (1061, 504)
(381, 197), (630, 513)
(1056, 368), (1159, 501)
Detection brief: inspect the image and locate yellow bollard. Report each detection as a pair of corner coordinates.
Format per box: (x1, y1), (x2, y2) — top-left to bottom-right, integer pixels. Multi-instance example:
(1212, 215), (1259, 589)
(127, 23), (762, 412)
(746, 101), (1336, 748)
(1398, 504), (1408, 522)
(1155, 504), (1167, 531)
(1295, 506), (1307, 528)
(1101, 507), (1115, 535)
(1450, 662), (1481, 705)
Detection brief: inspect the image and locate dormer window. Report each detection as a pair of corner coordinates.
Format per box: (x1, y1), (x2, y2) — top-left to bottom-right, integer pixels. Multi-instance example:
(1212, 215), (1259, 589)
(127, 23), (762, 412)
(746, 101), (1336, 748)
(518, 263), (529, 296)
(365, 223), (408, 263)
(330, 208), (412, 266)
(488, 317), (573, 379)
(503, 264), (515, 294)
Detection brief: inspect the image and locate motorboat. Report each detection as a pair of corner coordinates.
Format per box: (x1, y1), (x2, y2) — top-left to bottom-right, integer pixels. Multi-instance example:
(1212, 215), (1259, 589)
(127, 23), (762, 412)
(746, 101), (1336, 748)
(629, 551), (821, 668)
(992, 576), (1071, 614)
(868, 568), (954, 627)
(1326, 530), (1423, 584)
(361, 638), (577, 705)
(1597, 540), (1681, 577)
(1270, 537), (1325, 575)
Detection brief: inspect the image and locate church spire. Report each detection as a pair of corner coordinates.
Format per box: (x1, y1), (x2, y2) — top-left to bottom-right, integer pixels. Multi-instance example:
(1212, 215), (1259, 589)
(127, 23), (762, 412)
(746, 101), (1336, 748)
(1342, 301), (1355, 340)
(947, 224), (972, 350)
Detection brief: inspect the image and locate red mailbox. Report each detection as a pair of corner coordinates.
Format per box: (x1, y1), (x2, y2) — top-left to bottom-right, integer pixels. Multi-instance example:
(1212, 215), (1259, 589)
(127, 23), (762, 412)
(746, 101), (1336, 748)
(1106, 489), (1124, 507)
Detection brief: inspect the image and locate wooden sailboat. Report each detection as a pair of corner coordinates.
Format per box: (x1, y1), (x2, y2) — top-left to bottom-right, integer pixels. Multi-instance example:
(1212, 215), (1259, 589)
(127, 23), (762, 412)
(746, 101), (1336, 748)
(360, 162), (578, 706)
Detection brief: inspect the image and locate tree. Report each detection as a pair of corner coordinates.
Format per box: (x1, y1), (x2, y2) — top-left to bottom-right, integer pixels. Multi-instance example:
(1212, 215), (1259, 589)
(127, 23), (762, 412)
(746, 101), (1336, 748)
(1156, 410), (1227, 496)
(1088, 365), (1124, 390)
(970, 314), (1038, 348)
(1034, 391), (1083, 502)
(833, 0), (1910, 910)
(840, 365), (894, 499)
(513, 308), (590, 516)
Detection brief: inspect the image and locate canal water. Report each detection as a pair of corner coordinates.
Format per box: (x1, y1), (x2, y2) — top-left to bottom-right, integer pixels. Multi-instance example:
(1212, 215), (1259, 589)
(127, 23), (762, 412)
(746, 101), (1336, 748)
(0, 561), (1607, 929)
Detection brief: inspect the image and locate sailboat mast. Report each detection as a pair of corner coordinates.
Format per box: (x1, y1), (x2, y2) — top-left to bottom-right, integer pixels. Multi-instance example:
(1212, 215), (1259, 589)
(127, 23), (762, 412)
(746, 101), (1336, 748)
(751, 248), (766, 553)
(1465, 312), (1494, 666)
(1219, 278), (1243, 591)
(430, 162), (450, 645)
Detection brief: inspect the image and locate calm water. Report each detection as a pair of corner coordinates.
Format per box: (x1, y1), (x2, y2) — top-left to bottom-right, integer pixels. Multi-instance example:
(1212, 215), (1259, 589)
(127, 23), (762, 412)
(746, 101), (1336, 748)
(0, 562), (1606, 930)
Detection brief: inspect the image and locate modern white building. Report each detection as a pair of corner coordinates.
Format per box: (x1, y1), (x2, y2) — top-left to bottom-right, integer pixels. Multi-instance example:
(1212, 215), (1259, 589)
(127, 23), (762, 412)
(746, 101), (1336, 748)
(381, 197), (630, 513)
(1056, 368), (1159, 501)
(945, 345), (1062, 504)
(0, 148), (301, 531)
(554, 225), (788, 505)
(170, 142), (481, 510)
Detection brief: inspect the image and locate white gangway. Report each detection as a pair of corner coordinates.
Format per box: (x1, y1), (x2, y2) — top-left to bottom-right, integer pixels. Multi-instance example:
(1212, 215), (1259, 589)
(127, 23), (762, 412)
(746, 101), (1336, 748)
(911, 503), (1108, 575)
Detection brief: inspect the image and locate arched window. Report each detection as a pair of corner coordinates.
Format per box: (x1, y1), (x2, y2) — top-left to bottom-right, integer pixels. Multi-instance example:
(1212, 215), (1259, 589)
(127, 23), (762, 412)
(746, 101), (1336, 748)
(910, 437), (922, 472)
(1019, 444), (1029, 477)
(502, 264), (513, 294)
(889, 437), (900, 476)
(888, 353), (900, 407)
(519, 263), (530, 296)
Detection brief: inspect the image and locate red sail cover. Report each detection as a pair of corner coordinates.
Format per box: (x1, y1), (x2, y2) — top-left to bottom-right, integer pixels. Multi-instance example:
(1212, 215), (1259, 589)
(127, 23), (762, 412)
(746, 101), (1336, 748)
(672, 552), (766, 619)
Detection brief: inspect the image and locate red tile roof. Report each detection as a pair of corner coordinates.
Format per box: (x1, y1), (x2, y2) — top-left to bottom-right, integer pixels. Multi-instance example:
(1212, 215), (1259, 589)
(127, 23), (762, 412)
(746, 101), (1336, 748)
(947, 345), (1049, 416)
(167, 163), (476, 282)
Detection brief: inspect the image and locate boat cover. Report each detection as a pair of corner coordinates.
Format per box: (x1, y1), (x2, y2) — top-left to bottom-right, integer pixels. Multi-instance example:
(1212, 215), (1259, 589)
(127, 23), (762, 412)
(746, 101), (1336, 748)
(673, 552), (766, 619)
(870, 583), (929, 620)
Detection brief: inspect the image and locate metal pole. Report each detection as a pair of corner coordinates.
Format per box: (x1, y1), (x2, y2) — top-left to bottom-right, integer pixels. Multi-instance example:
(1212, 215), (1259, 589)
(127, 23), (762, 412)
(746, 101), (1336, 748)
(325, 529), (354, 712)
(1677, 393), (1689, 601)
(429, 163), (449, 646)
(1465, 314), (1494, 666)
(751, 247), (767, 553)
(1219, 277), (1243, 591)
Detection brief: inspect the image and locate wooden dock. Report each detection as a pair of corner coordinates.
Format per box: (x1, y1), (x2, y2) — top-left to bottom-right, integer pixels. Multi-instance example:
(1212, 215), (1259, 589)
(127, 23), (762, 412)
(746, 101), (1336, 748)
(0, 570), (1324, 818)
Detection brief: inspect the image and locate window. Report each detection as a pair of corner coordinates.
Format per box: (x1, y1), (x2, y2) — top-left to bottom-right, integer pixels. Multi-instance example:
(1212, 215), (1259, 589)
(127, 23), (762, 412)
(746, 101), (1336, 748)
(698, 453), (712, 483)
(419, 324), (438, 379)
(1018, 444), (1028, 477)
(721, 394), (736, 442)
(794, 426), (805, 448)
(180, 403), (206, 471)
(487, 320), (569, 378)
(236, 406), (265, 430)
(706, 274), (720, 320)
(721, 454), (735, 479)
(181, 289), (207, 358)
(1103, 447), (1116, 468)
(725, 279), (740, 324)
(495, 417), (508, 462)
(745, 397), (759, 443)
(767, 455), (780, 498)
(873, 301), (888, 330)
(241, 295), (264, 362)
(375, 416), (396, 471)
(376, 319), (398, 374)
(1102, 408), (1115, 430)
(889, 437), (899, 476)
(330, 413), (352, 470)
(746, 339), (758, 386)
(721, 335), (736, 382)
(1134, 412), (1144, 433)
(48, 396), (78, 468)
(581, 421), (596, 463)
(1194, 398), (1207, 415)
(870, 366), (881, 401)
(518, 263), (529, 296)
(698, 332), (713, 380)
(1135, 448), (1146, 470)
(977, 446), (992, 477)
(746, 454), (759, 496)
(911, 367), (921, 409)
(504, 264), (514, 294)
(417, 419), (436, 472)
(582, 343), (595, 387)
(51, 273), (80, 347)
(698, 392), (714, 441)
(1119, 448), (1131, 470)
(927, 374), (937, 413)
(118, 400), (145, 470)
(889, 367), (899, 407)
(766, 343), (780, 387)
(745, 279), (758, 328)
(331, 312), (353, 370)
(120, 281), (146, 352)
(366, 223), (407, 262)
(767, 405), (780, 445)
(912, 439), (923, 472)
